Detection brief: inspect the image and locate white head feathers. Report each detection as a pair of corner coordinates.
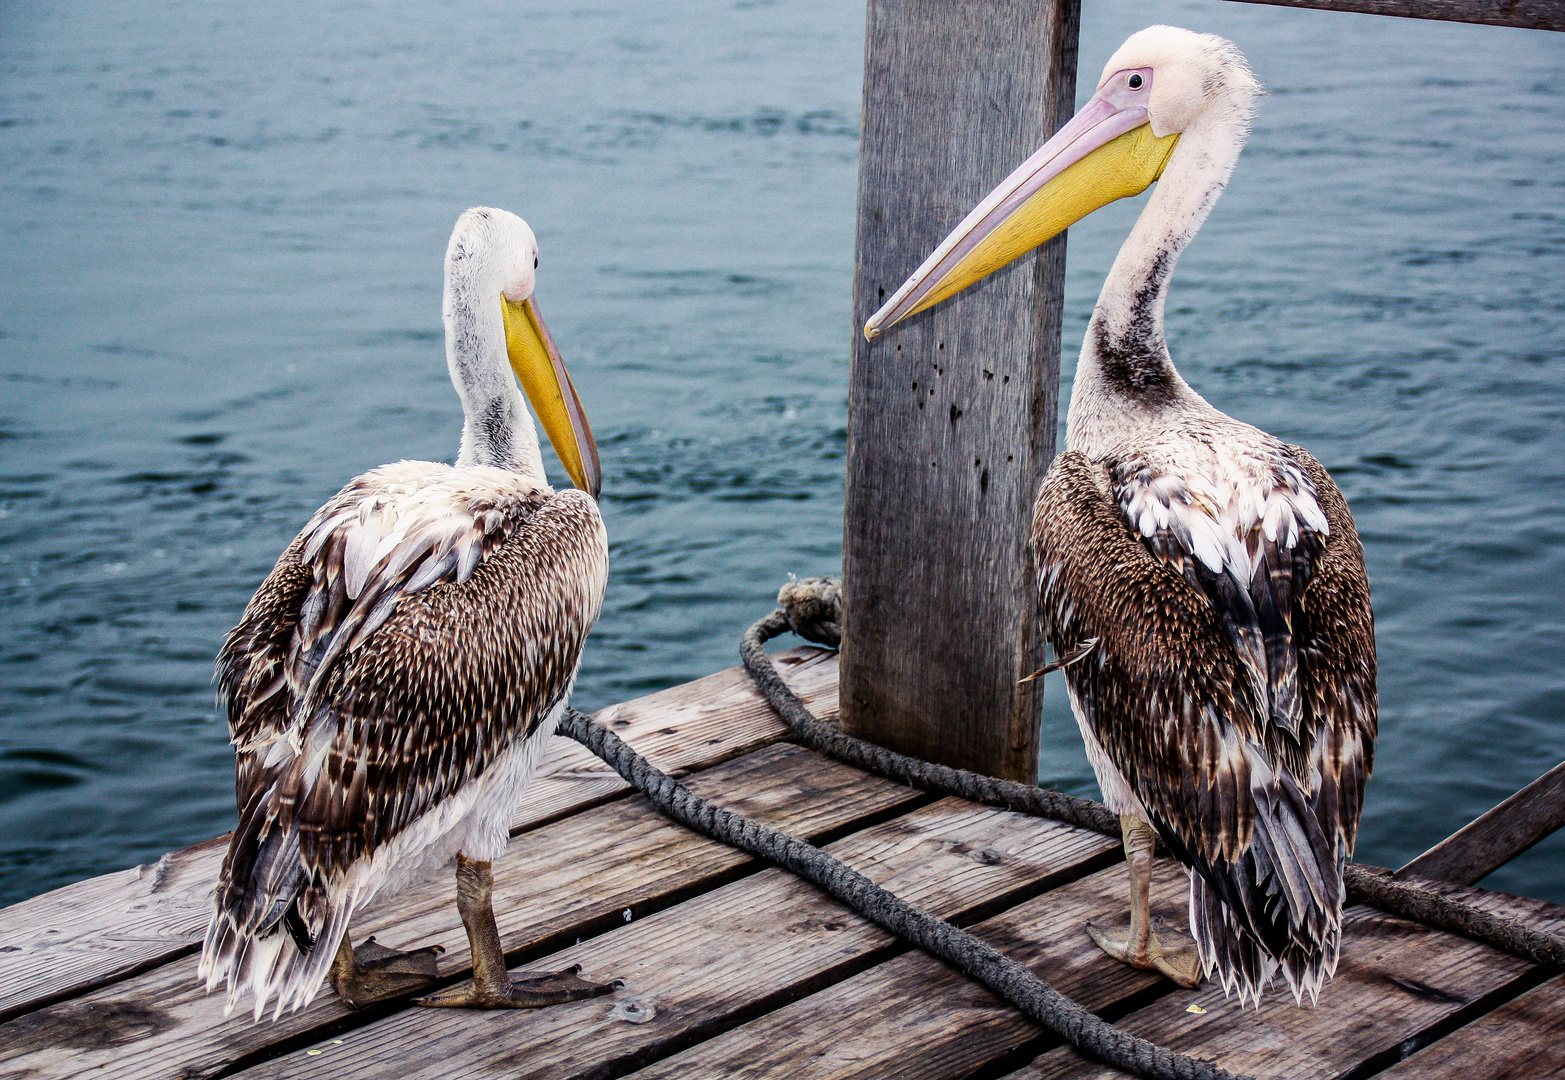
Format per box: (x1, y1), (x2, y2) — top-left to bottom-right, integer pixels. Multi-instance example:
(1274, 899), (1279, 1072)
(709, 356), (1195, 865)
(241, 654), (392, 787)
(1100, 26), (1263, 139)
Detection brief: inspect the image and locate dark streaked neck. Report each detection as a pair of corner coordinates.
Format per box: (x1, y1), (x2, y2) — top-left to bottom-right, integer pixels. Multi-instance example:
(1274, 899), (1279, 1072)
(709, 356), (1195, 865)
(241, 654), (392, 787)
(1066, 110), (1248, 457)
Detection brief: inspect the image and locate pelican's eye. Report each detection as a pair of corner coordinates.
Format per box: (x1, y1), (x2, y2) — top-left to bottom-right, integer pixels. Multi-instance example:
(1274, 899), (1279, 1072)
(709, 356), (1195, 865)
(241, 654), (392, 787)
(1128, 73), (1143, 89)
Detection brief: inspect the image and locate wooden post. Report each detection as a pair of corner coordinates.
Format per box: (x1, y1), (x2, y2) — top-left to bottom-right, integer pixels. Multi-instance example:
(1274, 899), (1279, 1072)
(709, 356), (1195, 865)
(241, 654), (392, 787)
(841, 0), (1080, 782)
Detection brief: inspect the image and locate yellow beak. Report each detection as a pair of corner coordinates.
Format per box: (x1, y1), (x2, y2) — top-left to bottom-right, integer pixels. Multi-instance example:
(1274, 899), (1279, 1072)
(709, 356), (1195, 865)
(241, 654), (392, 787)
(864, 77), (1178, 341)
(501, 294), (601, 499)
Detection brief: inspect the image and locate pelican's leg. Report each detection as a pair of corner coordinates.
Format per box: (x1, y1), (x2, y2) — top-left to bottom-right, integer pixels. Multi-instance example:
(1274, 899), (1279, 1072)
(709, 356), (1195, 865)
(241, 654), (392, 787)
(415, 854), (620, 1009)
(1086, 814), (1202, 989)
(327, 932), (445, 1009)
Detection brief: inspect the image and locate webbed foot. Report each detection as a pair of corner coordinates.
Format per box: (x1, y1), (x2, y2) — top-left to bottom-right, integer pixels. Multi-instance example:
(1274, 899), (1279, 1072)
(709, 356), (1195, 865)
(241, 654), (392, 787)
(414, 963), (621, 1009)
(1086, 917), (1202, 989)
(329, 935), (445, 1009)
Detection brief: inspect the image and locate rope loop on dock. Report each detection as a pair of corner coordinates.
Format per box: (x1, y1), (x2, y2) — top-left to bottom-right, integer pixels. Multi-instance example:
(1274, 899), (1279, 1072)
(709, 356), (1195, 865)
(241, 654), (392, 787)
(565, 574), (1562, 1080)
(752, 576), (1565, 974)
(560, 705), (1246, 1080)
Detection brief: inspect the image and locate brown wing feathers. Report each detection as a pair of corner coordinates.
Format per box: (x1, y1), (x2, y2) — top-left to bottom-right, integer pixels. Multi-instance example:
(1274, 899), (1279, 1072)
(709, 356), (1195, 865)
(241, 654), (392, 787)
(293, 491), (601, 877)
(217, 536), (313, 800)
(1035, 448), (1375, 1001)
(212, 471), (603, 939)
(1034, 452), (1265, 862)
(1290, 446), (1377, 858)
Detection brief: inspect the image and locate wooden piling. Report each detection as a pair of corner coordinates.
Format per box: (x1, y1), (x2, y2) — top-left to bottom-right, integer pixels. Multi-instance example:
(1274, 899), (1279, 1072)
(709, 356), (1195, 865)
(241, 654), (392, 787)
(841, 0), (1080, 782)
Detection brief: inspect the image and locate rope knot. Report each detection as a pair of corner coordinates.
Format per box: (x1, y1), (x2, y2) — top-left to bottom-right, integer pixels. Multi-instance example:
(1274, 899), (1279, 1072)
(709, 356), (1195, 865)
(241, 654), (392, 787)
(777, 574), (842, 648)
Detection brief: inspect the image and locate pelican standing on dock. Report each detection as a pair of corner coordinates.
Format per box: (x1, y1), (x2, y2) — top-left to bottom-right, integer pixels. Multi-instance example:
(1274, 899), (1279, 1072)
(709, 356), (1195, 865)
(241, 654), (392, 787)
(864, 27), (1375, 1006)
(200, 207), (616, 1018)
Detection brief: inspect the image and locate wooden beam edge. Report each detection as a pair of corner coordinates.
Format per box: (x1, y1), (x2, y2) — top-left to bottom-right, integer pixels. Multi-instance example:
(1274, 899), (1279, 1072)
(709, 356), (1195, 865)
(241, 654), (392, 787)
(1218, 0), (1565, 32)
(1398, 760), (1565, 886)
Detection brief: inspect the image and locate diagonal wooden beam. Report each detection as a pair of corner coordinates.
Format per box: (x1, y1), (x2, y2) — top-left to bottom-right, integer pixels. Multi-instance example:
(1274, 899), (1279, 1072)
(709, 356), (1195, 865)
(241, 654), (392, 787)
(1398, 760), (1565, 886)
(1219, 0), (1565, 32)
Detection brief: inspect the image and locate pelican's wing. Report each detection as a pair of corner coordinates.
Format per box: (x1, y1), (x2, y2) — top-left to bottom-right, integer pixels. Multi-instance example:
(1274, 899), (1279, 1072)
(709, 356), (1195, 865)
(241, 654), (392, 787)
(217, 462), (538, 789)
(1110, 446), (1331, 743)
(280, 485), (606, 880)
(1285, 445), (1377, 860)
(212, 463), (606, 940)
(1034, 451), (1267, 859)
(217, 532), (315, 800)
(1034, 449), (1371, 1003)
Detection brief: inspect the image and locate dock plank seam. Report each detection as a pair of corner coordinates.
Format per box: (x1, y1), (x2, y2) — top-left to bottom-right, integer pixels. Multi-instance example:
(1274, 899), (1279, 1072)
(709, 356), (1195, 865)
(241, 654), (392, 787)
(1338, 965), (1559, 1080)
(225, 805), (1129, 1080)
(621, 859), (1200, 1080)
(1376, 973), (1565, 1078)
(235, 801), (1125, 1080)
(999, 891), (1565, 1080)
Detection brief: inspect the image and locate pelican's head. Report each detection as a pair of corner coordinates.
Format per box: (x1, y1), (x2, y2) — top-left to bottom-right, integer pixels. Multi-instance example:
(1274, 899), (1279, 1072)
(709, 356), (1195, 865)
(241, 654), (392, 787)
(863, 26), (1260, 341)
(445, 207), (601, 498)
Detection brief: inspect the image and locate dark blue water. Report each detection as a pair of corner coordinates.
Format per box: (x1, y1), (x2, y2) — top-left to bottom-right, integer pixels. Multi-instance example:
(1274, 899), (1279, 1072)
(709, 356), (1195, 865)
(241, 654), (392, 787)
(0, 0), (1560, 908)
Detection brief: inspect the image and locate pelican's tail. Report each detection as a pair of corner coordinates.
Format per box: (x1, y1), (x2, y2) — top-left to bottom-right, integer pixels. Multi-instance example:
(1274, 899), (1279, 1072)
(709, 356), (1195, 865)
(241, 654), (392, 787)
(1186, 768), (1347, 1008)
(198, 811), (361, 1021)
(1190, 871), (1342, 1008)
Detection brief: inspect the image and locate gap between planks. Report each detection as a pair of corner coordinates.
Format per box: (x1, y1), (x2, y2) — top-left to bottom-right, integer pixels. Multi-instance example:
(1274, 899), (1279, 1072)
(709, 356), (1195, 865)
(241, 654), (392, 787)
(0, 647), (837, 1025)
(999, 883), (1565, 1080)
(1377, 971), (1565, 1079)
(624, 869), (1565, 1080)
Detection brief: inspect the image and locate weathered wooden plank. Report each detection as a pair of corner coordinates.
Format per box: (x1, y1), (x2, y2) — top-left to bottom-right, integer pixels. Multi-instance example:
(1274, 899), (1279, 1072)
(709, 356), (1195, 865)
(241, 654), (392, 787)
(1378, 973), (1565, 1079)
(841, 0), (1080, 782)
(0, 648), (835, 1024)
(244, 800), (1121, 1080)
(1398, 759), (1565, 886)
(1003, 890), (1565, 1080)
(1220, 0), (1565, 32)
(625, 858), (1186, 1080)
(0, 741), (918, 1080)
(633, 871), (1565, 1080)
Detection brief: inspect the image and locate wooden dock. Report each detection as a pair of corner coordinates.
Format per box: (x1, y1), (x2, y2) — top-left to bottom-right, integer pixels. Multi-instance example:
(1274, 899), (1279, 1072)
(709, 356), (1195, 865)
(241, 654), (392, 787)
(1, 647), (1561, 1080)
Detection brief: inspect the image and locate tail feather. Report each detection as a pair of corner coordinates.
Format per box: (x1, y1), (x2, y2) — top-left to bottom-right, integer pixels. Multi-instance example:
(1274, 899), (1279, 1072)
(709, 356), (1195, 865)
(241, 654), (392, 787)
(199, 776), (365, 1020)
(199, 881), (362, 1020)
(1191, 872), (1278, 1009)
(1186, 846), (1345, 1008)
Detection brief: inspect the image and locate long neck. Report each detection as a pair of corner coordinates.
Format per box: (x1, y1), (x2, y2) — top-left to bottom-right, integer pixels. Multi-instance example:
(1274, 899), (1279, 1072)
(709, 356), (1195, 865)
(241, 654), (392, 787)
(443, 263), (547, 480)
(1066, 108), (1246, 457)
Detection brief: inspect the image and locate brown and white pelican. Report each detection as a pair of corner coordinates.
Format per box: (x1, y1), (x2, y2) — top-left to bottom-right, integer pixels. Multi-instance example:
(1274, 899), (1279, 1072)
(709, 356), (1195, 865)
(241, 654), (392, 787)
(864, 27), (1375, 1007)
(199, 207), (616, 1019)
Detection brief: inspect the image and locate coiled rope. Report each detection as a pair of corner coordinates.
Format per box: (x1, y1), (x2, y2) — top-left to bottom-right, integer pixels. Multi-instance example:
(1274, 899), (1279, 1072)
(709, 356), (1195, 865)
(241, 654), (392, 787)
(561, 575), (1562, 1080)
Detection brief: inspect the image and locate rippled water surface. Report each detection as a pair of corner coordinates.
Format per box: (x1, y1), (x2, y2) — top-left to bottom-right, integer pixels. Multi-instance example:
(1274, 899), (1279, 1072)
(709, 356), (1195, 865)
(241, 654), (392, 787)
(1, 0), (1561, 907)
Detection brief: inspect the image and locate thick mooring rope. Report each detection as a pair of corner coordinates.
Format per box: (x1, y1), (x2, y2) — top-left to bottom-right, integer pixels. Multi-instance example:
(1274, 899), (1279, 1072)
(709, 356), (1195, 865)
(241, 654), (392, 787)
(753, 577), (1565, 973)
(560, 706), (1245, 1080)
(561, 576), (1562, 1080)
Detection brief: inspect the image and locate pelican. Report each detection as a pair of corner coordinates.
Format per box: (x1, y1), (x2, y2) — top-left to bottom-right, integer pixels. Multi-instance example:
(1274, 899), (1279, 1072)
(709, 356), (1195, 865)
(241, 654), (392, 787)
(864, 27), (1375, 1007)
(199, 207), (617, 1019)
